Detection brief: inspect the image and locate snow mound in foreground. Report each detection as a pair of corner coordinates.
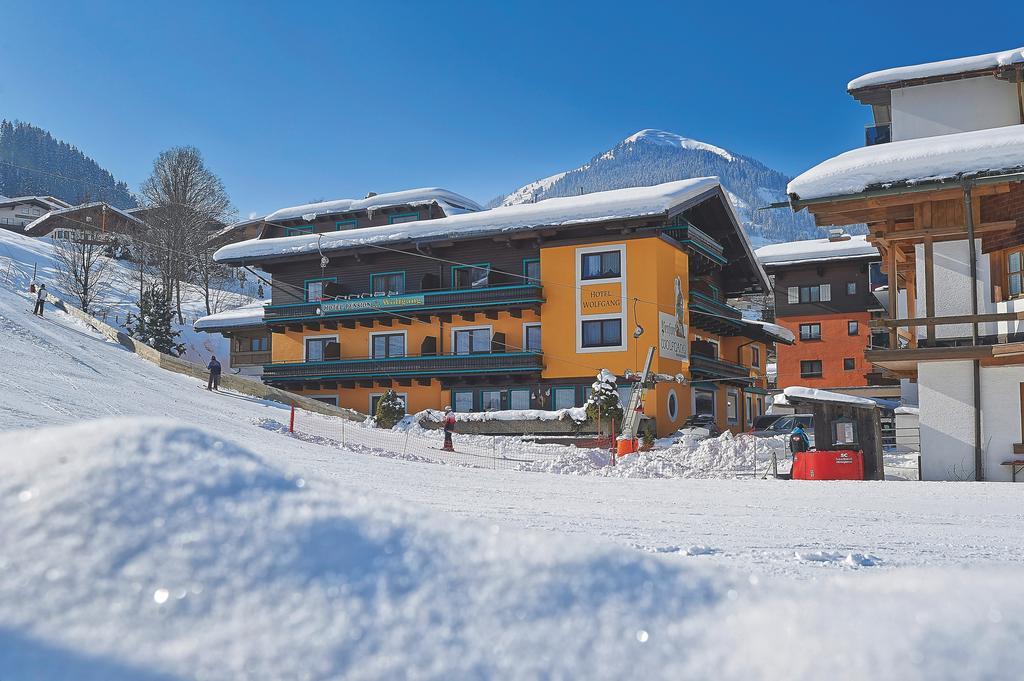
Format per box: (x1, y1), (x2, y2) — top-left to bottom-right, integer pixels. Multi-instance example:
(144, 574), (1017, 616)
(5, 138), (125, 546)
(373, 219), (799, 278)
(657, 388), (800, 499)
(2, 419), (1023, 680)
(522, 431), (784, 478)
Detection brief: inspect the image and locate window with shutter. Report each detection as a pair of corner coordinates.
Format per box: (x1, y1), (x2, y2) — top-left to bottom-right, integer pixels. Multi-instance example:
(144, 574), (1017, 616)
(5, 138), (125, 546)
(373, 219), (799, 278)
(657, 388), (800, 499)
(820, 284), (831, 301)
(787, 287), (798, 304)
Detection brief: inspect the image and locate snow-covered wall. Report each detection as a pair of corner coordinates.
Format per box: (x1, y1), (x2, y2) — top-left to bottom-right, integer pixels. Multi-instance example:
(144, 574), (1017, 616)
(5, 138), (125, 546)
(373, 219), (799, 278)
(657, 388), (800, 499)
(919, 360), (1024, 481)
(914, 239), (995, 338)
(891, 78), (1021, 142)
(919, 360), (976, 480)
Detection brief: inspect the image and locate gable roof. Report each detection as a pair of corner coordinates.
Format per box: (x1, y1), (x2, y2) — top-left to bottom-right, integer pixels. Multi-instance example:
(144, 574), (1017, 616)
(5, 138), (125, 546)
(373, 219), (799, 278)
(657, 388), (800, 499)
(215, 178), (769, 295)
(848, 46), (1024, 91)
(264, 188), (483, 223)
(0, 195), (71, 211)
(23, 202), (147, 236)
(756, 234), (878, 268)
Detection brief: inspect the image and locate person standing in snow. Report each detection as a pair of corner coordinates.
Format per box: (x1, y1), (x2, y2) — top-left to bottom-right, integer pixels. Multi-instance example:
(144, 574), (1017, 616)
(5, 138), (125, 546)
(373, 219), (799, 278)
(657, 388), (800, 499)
(207, 355), (222, 391)
(442, 406), (456, 451)
(789, 422), (810, 454)
(33, 284), (47, 317)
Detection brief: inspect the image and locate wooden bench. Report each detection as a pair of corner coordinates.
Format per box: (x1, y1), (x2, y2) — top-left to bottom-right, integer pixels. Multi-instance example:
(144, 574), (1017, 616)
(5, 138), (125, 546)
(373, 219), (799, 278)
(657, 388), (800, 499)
(1000, 460), (1024, 482)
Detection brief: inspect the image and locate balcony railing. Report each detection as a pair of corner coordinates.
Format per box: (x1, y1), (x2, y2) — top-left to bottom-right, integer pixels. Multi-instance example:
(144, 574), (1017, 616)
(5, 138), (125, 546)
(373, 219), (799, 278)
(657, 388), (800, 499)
(865, 124), (891, 146)
(689, 354), (751, 381)
(657, 221), (727, 268)
(232, 350), (271, 366)
(264, 284), (544, 324)
(263, 351), (543, 383)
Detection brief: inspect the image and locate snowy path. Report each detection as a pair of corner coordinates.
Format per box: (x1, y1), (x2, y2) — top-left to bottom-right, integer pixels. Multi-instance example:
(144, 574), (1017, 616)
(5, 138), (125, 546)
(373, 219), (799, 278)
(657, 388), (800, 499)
(4, 281), (1024, 679)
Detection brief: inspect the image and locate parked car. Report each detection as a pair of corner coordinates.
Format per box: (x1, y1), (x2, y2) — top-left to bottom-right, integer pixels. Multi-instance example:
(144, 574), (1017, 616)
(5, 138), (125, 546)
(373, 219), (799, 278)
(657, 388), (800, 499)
(752, 414), (815, 448)
(749, 415), (782, 432)
(676, 414), (723, 441)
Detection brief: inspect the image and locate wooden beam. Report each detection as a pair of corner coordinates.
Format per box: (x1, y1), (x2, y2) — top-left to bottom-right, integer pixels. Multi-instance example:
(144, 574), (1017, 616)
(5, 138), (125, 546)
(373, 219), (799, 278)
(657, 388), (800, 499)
(872, 220), (1015, 242)
(484, 310), (499, 320)
(870, 309), (1024, 328)
(888, 241), (899, 349)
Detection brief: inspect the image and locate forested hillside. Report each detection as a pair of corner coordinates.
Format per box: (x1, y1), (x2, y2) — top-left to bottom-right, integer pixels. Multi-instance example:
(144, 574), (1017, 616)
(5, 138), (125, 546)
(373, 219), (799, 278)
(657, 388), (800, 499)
(0, 120), (136, 208)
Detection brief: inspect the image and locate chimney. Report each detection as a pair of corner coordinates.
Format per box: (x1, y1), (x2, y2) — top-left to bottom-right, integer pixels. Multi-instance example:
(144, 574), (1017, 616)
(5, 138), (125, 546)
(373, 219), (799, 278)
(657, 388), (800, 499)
(827, 227), (850, 242)
(366, 191), (377, 198)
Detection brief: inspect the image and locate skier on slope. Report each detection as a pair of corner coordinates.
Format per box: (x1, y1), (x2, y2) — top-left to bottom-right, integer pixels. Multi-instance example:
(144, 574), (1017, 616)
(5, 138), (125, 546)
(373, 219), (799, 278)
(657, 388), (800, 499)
(442, 406), (456, 451)
(32, 284), (47, 317)
(207, 355), (222, 391)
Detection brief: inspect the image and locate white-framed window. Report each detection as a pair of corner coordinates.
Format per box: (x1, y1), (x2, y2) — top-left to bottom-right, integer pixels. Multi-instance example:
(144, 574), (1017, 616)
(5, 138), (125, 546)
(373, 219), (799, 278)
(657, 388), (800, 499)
(847, 281), (857, 295)
(481, 390), (502, 411)
(726, 390), (739, 424)
(667, 388), (679, 422)
(509, 389), (530, 410)
(580, 250), (622, 280)
(523, 323), (542, 353)
(369, 331), (406, 358)
(848, 320), (859, 336)
(370, 392), (407, 415)
(304, 334), (339, 362)
(553, 386), (577, 410)
(787, 284), (831, 304)
(581, 319), (622, 348)
(452, 325), (492, 355)
(305, 278), (337, 302)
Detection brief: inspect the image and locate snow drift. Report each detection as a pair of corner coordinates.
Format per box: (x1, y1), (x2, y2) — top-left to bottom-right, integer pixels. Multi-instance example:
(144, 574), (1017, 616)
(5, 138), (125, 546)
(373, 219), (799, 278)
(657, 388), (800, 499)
(4, 419), (1024, 680)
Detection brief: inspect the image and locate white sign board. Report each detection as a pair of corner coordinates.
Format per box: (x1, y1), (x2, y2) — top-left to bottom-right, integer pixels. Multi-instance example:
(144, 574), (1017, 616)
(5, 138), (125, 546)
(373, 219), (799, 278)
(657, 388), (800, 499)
(658, 311), (688, 362)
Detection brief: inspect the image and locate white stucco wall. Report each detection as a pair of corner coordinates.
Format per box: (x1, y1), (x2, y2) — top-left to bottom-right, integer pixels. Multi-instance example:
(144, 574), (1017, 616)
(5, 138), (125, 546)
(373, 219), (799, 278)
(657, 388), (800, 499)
(919, 360), (1024, 481)
(891, 77), (1021, 142)
(914, 239), (995, 338)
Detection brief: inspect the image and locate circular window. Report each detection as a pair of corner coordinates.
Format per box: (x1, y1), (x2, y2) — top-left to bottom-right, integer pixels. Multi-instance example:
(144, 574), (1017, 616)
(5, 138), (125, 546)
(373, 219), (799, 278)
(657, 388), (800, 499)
(667, 389), (679, 422)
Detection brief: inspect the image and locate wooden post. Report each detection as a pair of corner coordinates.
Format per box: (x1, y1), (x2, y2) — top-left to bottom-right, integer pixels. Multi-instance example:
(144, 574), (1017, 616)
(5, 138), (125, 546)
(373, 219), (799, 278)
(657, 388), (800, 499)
(924, 237), (936, 346)
(888, 243), (899, 349)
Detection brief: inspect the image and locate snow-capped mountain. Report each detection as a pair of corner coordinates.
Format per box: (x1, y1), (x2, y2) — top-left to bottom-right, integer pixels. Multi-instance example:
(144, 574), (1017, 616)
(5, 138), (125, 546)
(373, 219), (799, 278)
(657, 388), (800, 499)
(491, 129), (830, 245)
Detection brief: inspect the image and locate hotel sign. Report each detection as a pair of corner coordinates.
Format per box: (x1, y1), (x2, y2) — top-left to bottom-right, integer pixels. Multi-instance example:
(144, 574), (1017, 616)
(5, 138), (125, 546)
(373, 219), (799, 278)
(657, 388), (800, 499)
(580, 283), (622, 315)
(320, 295), (425, 314)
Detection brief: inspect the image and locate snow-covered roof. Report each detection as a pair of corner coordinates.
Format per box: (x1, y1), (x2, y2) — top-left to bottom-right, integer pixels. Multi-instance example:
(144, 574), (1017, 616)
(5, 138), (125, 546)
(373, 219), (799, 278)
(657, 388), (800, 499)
(848, 46), (1024, 90)
(194, 300), (268, 331)
(788, 125), (1024, 202)
(0, 195), (69, 211)
(756, 234), (878, 267)
(740, 318), (795, 344)
(264, 188), (483, 223)
(23, 201), (147, 234)
(216, 178), (724, 264)
(782, 386), (878, 409)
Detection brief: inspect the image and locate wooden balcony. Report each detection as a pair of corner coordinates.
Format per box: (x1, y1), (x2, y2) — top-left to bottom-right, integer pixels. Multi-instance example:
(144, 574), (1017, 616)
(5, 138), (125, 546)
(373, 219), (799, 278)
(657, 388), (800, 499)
(689, 353), (751, 382)
(264, 284), (543, 327)
(262, 351), (543, 385)
(232, 350), (271, 367)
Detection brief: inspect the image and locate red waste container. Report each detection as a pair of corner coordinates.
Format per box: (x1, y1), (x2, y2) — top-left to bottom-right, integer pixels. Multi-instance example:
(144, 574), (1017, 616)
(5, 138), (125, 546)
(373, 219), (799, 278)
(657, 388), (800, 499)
(791, 449), (865, 481)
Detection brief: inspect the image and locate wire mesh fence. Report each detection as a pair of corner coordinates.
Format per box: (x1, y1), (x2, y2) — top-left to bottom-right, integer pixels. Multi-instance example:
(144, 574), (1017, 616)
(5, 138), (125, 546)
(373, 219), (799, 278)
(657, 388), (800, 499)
(285, 407), (592, 470)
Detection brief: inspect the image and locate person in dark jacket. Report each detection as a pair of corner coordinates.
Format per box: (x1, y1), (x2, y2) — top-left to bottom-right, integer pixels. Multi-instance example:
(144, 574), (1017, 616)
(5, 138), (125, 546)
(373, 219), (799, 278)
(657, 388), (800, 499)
(207, 355), (222, 391)
(33, 284), (46, 317)
(442, 406), (456, 451)
(789, 423), (810, 454)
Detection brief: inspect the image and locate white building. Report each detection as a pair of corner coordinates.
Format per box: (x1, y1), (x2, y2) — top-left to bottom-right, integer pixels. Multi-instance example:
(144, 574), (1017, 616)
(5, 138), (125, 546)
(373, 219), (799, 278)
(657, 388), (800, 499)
(786, 45), (1024, 481)
(0, 196), (70, 232)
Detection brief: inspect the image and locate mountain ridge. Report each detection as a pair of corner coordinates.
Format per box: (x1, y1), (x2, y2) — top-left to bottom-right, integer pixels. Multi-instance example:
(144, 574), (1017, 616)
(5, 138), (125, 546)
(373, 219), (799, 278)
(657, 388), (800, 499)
(490, 129), (839, 245)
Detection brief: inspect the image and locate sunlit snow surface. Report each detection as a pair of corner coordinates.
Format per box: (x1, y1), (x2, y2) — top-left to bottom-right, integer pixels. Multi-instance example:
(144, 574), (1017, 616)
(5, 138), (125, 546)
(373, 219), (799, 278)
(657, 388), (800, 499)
(3, 283), (1024, 679)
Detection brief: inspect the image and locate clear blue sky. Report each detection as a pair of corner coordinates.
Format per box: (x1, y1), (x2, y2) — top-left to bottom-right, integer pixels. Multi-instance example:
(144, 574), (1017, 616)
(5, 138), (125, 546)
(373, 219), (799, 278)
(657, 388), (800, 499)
(4, 0), (1023, 217)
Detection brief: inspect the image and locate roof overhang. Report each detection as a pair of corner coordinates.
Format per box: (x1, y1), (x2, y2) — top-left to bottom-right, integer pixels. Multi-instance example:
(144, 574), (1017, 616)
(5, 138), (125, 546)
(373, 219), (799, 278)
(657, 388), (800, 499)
(24, 202), (147, 236)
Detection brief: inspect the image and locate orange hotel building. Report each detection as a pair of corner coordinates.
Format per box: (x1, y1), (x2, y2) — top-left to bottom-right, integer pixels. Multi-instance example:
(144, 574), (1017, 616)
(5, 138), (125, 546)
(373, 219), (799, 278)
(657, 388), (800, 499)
(213, 181), (793, 436)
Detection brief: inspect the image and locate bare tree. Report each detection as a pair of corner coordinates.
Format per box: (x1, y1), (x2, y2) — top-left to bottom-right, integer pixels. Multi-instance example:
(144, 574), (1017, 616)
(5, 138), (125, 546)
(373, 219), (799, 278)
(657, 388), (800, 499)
(139, 146), (234, 321)
(53, 234), (114, 314)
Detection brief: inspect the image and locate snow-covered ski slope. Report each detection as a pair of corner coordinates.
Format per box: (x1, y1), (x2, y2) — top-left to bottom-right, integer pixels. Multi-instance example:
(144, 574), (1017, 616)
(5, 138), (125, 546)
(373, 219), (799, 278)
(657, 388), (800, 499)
(3, 282), (1024, 679)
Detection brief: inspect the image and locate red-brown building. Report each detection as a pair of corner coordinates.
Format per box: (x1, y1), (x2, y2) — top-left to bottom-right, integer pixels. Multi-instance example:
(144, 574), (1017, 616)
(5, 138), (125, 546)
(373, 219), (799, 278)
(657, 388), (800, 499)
(756, 230), (899, 398)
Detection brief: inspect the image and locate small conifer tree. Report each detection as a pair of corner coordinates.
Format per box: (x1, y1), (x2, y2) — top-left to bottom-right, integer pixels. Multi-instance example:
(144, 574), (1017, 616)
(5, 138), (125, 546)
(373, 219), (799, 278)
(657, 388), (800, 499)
(374, 390), (406, 429)
(585, 369), (624, 433)
(125, 287), (185, 356)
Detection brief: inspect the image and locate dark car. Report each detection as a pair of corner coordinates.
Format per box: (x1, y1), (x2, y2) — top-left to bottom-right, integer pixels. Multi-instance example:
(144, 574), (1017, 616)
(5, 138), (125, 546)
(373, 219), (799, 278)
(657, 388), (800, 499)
(750, 415), (782, 432)
(751, 414), (815, 446)
(677, 414), (723, 440)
